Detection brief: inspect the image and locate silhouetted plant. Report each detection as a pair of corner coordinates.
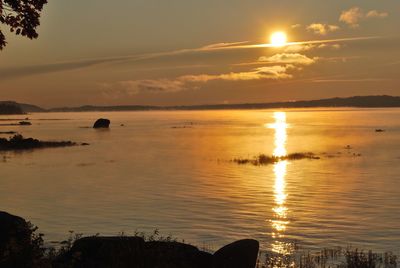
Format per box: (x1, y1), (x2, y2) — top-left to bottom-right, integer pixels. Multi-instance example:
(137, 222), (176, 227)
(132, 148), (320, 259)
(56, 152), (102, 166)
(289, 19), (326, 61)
(57, 231), (83, 255)
(0, 0), (47, 49)
(258, 246), (397, 268)
(133, 229), (177, 243)
(0, 221), (48, 267)
(233, 152), (320, 166)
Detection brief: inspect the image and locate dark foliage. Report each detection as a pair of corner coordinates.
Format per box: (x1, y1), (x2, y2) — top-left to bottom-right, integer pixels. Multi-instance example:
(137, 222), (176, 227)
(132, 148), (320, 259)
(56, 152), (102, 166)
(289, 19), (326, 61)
(0, 0), (47, 49)
(0, 211), (47, 267)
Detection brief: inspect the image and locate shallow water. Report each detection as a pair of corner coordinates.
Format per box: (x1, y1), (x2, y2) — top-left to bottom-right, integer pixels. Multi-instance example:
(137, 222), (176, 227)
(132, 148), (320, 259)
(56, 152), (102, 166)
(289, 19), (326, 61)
(0, 109), (399, 254)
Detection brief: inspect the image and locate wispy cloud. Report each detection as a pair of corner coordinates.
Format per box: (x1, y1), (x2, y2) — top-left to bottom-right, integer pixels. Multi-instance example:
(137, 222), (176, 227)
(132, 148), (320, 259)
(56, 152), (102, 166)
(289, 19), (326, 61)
(283, 43), (341, 53)
(103, 65), (296, 95)
(0, 36), (380, 80)
(312, 78), (390, 83)
(307, 23), (340, 35)
(259, 53), (317, 65)
(366, 10), (389, 19)
(340, 7), (388, 27)
(0, 58), (126, 80)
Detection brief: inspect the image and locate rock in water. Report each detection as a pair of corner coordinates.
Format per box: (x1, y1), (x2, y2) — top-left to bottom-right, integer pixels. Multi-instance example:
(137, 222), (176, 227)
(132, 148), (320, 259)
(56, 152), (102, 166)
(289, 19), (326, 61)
(213, 239), (259, 268)
(19, 121), (32, 126)
(93, 118), (110, 128)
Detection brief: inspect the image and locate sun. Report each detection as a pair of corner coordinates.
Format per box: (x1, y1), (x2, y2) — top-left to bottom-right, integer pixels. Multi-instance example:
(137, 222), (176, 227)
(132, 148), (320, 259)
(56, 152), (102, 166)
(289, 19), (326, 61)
(270, 31), (287, 47)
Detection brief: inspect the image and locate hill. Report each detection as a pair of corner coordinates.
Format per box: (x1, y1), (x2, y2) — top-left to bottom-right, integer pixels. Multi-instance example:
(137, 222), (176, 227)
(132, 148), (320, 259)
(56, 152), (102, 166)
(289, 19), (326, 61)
(2, 95), (400, 114)
(0, 101), (44, 115)
(47, 95), (400, 112)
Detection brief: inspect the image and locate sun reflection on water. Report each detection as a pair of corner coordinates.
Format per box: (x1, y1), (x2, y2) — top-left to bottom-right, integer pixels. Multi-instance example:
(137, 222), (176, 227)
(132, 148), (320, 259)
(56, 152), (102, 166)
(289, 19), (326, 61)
(267, 112), (291, 254)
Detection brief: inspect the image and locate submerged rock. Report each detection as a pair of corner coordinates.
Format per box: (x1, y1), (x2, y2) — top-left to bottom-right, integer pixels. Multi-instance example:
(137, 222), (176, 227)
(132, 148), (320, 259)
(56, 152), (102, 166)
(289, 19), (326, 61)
(93, 118), (110, 128)
(213, 239), (259, 268)
(18, 121), (32, 126)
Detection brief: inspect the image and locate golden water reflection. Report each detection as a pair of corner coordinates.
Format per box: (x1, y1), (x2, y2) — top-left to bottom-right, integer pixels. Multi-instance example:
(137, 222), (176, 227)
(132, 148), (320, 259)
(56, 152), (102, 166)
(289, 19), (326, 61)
(268, 112), (291, 254)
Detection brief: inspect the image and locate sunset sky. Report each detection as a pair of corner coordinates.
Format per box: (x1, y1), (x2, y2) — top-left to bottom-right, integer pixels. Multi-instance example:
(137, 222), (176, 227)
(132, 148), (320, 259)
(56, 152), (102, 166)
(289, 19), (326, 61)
(0, 0), (399, 108)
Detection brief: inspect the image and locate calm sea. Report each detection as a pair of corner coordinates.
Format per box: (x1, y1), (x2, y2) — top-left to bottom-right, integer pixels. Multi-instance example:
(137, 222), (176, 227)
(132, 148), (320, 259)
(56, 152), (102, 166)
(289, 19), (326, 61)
(1, 109), (399, 254)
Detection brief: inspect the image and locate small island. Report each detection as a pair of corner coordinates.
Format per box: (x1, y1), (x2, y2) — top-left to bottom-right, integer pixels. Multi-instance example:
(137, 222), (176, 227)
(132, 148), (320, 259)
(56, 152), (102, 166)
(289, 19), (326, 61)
(0, 134), (78, 151)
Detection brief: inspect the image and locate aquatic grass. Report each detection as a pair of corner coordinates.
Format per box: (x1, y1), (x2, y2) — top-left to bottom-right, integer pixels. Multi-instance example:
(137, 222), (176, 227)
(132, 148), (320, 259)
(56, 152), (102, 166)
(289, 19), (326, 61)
(257, 247), (398, 268)
(233, 152), (320, 166)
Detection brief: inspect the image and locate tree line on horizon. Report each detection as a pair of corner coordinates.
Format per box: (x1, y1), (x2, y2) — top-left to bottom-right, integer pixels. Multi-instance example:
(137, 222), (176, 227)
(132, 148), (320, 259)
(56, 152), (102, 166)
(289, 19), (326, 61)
(1, 95), (400, 115)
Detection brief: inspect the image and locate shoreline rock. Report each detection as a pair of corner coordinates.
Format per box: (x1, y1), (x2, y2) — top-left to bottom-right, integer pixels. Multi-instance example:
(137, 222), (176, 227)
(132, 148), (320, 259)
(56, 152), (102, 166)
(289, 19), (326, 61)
(1, 211), (259, 268)
(0, 135), (78, 151)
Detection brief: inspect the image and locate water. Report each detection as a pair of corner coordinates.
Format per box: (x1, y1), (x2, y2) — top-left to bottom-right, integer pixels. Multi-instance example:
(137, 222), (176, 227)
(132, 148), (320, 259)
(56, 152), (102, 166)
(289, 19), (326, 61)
(1, 108), (399, 254)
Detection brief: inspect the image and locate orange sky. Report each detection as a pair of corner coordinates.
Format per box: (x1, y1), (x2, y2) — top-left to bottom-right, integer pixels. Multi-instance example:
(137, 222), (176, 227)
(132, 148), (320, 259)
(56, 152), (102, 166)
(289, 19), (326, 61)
(0, 0), (399, 108)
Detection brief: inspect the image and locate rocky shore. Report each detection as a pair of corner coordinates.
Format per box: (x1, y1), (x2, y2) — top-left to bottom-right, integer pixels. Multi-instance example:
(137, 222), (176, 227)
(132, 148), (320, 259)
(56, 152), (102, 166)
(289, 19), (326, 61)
(0, 135), (83, 151)
(0, 211), (259, 268)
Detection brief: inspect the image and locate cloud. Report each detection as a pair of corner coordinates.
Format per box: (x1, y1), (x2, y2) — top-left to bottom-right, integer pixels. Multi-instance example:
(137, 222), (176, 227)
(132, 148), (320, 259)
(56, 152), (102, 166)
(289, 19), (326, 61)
(291, 24), (302, 29)
(118, 79), (186, 94)
(307, 23), (340, 35)
(340, 7), (388, 27)
(283, 44), (315, 53)
(339, 7), (363, 27)
(0, 58), (126, 80)
(182, 65), (294, 82)
(317, 43), (342, 50)
(366, 10), (388, 19)
(0, 36), (378, 80)
(104, 65), (296, 95)
(259, 53), (317, 65)
(312, 78), (390, 83)
(201, 41), (250, 50)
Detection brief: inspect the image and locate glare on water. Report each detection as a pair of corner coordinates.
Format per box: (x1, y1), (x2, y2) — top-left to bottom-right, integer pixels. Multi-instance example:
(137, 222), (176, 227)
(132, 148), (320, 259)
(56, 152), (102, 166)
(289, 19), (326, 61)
(268, 112), (291, 254)
(1, 109), (400, 255)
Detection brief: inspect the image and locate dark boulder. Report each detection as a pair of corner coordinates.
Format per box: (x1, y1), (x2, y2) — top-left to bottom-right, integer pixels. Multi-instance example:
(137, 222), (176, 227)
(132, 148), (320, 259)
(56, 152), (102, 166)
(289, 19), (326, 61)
(0, 211), (44, 267)
(145, 241), (213, 268)
(55, 237), (213, 268)
(213, 239), (259, 268)
(93, 118), (110, 128)
(55, 236), (146, 268)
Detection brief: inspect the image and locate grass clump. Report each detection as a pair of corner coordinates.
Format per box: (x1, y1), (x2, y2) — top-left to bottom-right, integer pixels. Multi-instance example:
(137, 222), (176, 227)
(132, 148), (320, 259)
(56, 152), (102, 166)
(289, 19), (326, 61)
(233, 152), (320, 166)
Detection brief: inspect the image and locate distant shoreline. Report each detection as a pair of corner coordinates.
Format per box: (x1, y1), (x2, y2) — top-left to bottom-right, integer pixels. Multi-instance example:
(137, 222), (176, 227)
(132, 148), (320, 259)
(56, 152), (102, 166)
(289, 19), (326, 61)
(2, 95), (400, 114)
